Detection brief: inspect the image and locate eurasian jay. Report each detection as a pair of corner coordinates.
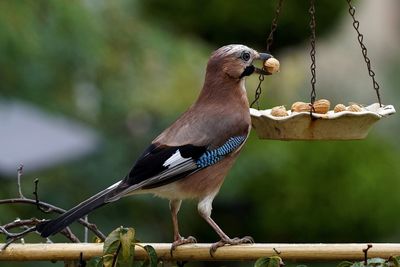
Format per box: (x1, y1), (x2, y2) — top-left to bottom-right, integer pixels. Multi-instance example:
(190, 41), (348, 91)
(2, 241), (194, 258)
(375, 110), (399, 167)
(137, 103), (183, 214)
(36, 44), (273, 252)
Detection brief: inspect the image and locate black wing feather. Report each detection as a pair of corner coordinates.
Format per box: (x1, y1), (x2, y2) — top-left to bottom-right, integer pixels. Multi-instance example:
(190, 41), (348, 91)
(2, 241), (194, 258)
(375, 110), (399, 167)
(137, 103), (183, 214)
(126, 143), (207, 185)
(103, 143), (207, 201)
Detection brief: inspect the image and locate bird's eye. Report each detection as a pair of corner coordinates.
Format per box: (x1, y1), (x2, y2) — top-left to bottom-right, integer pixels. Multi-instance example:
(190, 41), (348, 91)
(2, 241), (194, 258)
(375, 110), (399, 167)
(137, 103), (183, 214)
(240, 51), (251, 61)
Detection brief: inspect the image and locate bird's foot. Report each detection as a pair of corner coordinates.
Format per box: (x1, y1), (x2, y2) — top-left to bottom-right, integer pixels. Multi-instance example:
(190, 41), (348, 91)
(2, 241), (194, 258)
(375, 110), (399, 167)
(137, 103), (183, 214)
(170, 236), (197, 256)
(210, 236), (254, 255)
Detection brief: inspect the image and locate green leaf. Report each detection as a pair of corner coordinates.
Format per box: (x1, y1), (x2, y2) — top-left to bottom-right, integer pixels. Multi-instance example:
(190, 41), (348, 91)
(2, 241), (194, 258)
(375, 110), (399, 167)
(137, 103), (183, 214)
(103, 254), (116, 267)
(140, 245), (158, 267)
(101, 226), (137, 267)
(86, 257), (103, 267)
(104, 226), (123, 255)
(120, 228), (135, 261)
(118, 227), (136, 267)
(337, 261), (354, 267)
(391, 256), (400, 267)
(368, 258), (387, 266)
(255, 256), (283, 267)
(339, 258), (399, 267)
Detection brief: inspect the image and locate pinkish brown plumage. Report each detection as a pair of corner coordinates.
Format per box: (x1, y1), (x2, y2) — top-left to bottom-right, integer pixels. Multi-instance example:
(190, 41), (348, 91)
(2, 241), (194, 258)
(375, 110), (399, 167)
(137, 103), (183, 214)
(36, 44), (274, 253)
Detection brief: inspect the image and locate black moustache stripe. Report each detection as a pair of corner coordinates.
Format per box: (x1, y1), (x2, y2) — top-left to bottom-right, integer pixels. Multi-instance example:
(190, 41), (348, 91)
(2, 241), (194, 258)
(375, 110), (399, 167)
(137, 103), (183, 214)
(239, 65), (255, 78)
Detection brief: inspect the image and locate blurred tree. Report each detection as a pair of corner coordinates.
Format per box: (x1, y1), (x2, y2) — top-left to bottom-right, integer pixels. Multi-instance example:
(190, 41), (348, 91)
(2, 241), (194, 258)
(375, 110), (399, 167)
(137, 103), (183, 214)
(139, 0), (346, 51)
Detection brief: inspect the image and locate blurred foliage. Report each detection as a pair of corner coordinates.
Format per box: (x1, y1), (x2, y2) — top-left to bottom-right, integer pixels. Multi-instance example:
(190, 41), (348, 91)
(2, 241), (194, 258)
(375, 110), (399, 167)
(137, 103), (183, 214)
(338, 256), (400, 267)
(0, 1), (399, 267)
(139, 0), (347, 51)
(255, 256), (284, 267)
(254, 256), (400, 267)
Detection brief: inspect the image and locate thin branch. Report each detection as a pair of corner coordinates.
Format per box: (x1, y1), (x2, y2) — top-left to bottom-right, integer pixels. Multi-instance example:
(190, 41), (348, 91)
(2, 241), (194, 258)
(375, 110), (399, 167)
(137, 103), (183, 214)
(0, 198), (105, 240)
(84, 215), (89, 243)
(0, 218), (81, 249)
(33, 179), (52, 213)
(112, 243), (122, 267)
(0, 198), (65, 212)
(0, 225), (35, 239)
(17, 164), (25, 199)
(1, 166), (106, 248)
(60, 227), (80, 243)
(0, 225), (37, 250)
(2, 218), (42, 229)
(363, 244), (373, 265)
(79, 252), (86, 267)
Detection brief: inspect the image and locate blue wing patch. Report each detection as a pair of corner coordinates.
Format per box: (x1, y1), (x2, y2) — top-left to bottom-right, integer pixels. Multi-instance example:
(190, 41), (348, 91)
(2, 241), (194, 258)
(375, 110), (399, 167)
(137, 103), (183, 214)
(196, 136), (246, 168)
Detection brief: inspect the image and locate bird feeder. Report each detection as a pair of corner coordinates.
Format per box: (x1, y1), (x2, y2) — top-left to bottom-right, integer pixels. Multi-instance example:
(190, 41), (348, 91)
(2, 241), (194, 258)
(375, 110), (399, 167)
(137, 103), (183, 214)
(250, 0), (396, 141)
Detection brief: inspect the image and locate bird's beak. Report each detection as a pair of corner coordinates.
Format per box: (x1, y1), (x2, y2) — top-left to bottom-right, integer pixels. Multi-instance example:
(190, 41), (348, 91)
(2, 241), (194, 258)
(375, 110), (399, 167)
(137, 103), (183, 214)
(254, 52), (273, 75)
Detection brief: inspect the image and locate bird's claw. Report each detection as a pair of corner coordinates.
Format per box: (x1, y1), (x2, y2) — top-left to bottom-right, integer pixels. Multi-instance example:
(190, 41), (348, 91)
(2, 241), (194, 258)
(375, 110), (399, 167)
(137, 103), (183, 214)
(210, 236), (254, 256)
(170, 236), (197, 256)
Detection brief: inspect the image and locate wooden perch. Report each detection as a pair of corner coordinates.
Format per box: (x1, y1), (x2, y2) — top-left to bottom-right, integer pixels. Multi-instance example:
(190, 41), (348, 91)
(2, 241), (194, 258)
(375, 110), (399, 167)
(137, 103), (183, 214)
(1, 243), (400, 262)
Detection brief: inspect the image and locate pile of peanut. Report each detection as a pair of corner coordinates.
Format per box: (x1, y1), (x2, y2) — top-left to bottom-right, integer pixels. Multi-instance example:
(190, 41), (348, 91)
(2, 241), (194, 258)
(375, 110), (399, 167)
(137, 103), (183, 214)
(270, 99), (364, 117)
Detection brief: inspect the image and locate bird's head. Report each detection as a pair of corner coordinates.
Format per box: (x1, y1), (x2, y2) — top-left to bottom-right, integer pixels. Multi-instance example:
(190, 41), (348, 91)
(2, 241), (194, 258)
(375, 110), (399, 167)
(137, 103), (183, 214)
(208, 44), (272, 80)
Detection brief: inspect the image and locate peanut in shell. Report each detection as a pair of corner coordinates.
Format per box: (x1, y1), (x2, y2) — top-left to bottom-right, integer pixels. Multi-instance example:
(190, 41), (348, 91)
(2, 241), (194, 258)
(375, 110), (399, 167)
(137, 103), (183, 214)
(264, 58), (280, 74)
(347, 104), (363, 112)
(312, 99), (330, 114)
(291, 101), (311, 112)
(271, 106), (288, 117)
(334, 104), (346, 113)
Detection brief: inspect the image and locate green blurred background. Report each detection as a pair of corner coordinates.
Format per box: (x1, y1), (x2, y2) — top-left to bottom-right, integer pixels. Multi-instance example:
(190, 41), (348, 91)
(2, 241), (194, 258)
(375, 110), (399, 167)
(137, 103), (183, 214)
(0, 0), (399, 266)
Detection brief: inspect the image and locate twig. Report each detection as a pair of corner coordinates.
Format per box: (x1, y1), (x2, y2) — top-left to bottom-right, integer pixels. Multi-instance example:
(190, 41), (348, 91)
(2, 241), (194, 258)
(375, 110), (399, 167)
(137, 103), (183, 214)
(84, 215), (89, 243)
(0, 218), (81, 249)
(17, 164), (25, 199)
(112, 243), (122, 267)
(79, 252), (86, 267)
(273, 247), (282, 255)
(0, 198), (105, 240)
(2, 218), (40, 229)
(0, 225), (37, 250)
(1, 166), (106, 248)
(363, 244), (373, 265)
(60, 227), (80, 243)
(33, 179), (52, 213)
(0, 225), (35, 239)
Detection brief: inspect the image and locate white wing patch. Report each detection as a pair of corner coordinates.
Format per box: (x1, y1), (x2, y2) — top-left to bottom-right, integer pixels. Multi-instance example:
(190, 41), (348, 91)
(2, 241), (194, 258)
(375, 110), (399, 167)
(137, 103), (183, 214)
(106, 180), (121, 190)
(163, 150), (189, 168)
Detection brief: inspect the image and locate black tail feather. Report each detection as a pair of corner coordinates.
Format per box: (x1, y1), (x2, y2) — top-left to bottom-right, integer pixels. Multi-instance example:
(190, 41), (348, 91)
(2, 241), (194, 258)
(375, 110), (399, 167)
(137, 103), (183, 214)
(36, 186), (119, 238)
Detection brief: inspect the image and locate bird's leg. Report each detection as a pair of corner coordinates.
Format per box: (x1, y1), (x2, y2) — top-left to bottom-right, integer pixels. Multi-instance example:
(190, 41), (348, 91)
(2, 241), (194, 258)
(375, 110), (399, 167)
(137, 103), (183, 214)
(197, 197), (254, 255)
(169, 199), (197, 253)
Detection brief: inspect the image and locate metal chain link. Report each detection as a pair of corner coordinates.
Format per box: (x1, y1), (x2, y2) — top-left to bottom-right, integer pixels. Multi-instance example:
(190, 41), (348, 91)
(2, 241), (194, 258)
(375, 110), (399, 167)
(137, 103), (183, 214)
(346, 0), (382, 107)
(250, 74), (265, 109)
(309, 0), (317, 107)
(266, 0), (284, 52)
(250, 0), (284, 109)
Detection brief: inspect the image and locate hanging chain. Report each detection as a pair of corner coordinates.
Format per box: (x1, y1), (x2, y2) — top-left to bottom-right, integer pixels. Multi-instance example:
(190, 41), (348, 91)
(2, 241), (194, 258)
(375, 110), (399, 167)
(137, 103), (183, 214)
(346, 0), (382, 107)
(266, 0), (284, 52)
(250, 74), (265, 109)
(250, 0), (284, 109)
(309, 0), (317, 107)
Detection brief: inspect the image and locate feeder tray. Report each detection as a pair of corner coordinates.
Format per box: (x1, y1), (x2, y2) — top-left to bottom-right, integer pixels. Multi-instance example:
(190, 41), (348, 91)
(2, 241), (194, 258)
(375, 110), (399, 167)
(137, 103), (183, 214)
(250, 103), (396, 140)
(249, 0), (396, 141)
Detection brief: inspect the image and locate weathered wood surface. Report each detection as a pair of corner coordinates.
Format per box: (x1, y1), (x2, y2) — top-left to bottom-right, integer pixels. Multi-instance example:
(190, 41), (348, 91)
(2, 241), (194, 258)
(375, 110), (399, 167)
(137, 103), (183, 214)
(1, 243), (400, 262)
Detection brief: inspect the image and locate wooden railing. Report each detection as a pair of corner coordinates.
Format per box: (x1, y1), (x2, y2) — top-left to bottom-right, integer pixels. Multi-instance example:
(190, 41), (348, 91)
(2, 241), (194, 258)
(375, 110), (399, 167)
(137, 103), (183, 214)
(1, 243), (400, 262)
